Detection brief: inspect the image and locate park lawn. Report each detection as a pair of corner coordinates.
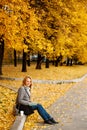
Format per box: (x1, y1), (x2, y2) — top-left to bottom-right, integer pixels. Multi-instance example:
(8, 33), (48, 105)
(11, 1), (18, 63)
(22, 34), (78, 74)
(0, 64), (87, 130)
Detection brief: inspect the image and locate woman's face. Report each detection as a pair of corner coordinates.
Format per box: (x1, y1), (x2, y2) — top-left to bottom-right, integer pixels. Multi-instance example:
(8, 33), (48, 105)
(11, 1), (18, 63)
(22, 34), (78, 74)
(25, 78), (32, 87)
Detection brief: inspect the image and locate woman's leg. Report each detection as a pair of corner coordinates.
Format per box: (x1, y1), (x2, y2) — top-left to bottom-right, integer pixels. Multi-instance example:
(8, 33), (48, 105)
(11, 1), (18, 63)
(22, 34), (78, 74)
(31, 104), (52, 121)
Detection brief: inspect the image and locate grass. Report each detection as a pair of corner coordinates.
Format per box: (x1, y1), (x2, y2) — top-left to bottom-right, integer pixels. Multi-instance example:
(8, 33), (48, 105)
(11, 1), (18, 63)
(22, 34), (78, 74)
(0, 63), (87, 130)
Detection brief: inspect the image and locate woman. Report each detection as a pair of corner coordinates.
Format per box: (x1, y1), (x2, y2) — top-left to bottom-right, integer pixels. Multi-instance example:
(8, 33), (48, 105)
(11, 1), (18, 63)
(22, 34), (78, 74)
(16, 75), (58, 124)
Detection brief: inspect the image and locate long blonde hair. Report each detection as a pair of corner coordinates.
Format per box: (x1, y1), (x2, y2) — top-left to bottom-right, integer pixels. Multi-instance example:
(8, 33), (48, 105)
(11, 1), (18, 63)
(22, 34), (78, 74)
(22, 75), (32, 88)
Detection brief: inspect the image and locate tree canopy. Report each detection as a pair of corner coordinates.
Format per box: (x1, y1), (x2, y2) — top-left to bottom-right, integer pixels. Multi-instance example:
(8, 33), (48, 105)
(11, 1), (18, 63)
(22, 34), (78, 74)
(0, 0), (87, 63)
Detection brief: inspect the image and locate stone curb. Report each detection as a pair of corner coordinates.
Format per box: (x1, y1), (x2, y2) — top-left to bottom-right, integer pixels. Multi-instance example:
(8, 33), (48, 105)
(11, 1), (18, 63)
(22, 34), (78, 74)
(0, 74), (87, 84)
(10, 115), (27, 130)
(0, 74), (87, 92)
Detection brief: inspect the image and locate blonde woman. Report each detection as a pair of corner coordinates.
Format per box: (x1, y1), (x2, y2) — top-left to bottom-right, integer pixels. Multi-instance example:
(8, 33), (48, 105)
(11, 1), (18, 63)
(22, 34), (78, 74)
(16, 76), (58, 125)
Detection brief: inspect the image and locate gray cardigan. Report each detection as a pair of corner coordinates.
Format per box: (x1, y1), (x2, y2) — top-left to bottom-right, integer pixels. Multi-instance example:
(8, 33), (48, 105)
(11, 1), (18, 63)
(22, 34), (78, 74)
(16, 86), (31, 106)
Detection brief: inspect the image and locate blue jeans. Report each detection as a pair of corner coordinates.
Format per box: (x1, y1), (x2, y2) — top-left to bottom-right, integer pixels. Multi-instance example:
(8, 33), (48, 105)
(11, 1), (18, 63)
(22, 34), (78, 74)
(31, 104), (52, 121)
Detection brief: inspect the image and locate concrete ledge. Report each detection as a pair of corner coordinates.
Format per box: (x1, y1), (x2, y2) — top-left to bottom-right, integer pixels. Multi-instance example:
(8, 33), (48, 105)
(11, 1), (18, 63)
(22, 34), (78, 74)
(10, 115), (27, 130)
(0, 74), (87, 84)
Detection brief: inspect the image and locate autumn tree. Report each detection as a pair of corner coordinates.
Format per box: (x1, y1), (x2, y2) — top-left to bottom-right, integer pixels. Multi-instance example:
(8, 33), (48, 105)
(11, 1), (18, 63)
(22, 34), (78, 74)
(0, 0), (87, 74)
(0, 35), (4, 75)
(0, 0), (40, 72)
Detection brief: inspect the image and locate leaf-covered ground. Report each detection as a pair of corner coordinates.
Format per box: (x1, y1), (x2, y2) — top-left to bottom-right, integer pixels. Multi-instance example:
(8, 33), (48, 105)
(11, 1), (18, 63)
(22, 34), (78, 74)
(0, 64), (87, 130)
(2, 64), (87, 80)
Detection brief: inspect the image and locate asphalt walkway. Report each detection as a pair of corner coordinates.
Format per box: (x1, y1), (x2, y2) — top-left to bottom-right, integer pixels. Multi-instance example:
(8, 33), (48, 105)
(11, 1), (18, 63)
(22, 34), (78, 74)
(36, 78), (87, 130)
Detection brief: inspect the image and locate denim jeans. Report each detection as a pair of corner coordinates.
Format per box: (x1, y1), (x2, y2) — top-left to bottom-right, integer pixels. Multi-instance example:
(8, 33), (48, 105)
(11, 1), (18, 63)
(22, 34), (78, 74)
(31, 104), (52, 121)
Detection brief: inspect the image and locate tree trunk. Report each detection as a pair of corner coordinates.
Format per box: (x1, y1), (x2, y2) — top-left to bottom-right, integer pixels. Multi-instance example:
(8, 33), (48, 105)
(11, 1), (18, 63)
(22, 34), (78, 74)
(70, 58), (73, 66)
(52, 60), (55, 65)
(55, 59), (58, 67)
(36, 53), (43, 69)
(27, 52), (30, 66)
(27, 59), (30, 66)
(55, 54), (63, 66)
(0, 37), (4, 75)
(14, 49), (17, 67)
(22, 50), (27, 72)
(66, 57), (70, 66)
(66, 57), (73, 66)
(55, 56), (60, 67)
(45, 58), (49, 68)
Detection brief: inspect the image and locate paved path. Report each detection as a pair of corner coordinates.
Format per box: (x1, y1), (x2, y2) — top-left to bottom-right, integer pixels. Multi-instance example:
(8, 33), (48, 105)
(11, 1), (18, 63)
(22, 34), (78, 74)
(36, 79), (87, 130)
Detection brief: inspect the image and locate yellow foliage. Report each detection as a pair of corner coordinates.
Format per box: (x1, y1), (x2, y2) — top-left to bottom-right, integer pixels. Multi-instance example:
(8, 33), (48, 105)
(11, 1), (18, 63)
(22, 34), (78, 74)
(1, 0), (87, 63)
